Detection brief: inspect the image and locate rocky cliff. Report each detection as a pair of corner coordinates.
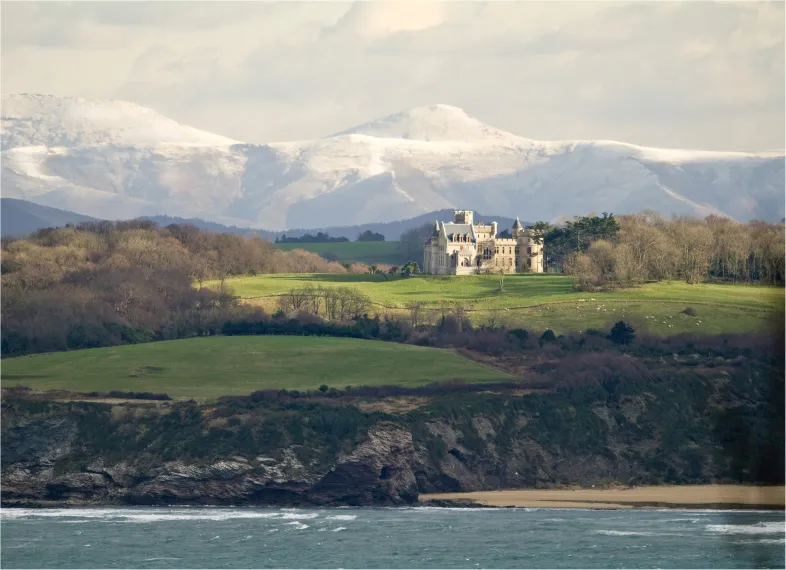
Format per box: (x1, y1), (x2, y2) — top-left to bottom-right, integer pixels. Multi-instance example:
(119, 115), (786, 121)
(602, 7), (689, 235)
(2, 364), (782, 507)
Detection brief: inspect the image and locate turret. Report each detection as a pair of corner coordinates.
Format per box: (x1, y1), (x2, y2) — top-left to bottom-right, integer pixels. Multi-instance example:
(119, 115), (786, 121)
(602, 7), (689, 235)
(512, 217), (523, 238)
(491, 221), (498, 237)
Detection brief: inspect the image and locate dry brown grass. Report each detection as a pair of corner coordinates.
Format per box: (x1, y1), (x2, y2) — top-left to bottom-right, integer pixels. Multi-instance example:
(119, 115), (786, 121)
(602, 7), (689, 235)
(354, 396), (429, 414)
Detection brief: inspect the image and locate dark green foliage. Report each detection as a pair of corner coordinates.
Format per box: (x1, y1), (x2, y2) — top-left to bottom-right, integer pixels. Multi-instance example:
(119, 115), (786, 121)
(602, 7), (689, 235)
(319, 384), (329, 393)
(509, 328), (529, 341)
(276, 232), (348, 243)
(540, 329), (556, 343)
(608, 321), (636, 345)
(400, 261), (421, 276)
(356, 230), (385, 242)
(543, 213), (620, 271)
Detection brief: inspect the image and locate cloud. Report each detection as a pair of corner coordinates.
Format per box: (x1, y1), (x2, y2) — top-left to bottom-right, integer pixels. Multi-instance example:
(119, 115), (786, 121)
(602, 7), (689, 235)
(1, 1), (783, 152)
(325, 1), (450, 39)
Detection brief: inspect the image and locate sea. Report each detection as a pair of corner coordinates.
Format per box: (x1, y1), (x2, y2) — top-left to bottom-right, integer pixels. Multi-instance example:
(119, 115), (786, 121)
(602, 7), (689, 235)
(1, 507), (784, 569)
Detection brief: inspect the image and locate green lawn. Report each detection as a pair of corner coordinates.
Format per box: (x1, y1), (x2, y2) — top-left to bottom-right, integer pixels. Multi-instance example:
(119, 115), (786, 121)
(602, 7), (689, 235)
(209, 273), (784, 336)
(1, 336), (511, 400)
(274, 241), (403, 265)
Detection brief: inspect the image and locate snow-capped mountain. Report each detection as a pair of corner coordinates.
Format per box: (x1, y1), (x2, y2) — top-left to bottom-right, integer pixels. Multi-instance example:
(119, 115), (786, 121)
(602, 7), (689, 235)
(2, 95), (783, 229)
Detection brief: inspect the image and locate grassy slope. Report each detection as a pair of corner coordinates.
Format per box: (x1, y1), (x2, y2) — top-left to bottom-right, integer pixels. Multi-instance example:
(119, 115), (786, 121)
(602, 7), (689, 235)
(274, 242), (402, 265)
(211, 273), (784, 336)
(2, 336), (511, 400)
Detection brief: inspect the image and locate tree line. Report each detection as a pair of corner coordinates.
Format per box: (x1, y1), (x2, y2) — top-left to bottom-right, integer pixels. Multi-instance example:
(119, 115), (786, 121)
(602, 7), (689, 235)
(0, 220), (371, 356)
(548, 212), (785, 288)
(275, 232), (349, 244)
(399, 211), (783, 287)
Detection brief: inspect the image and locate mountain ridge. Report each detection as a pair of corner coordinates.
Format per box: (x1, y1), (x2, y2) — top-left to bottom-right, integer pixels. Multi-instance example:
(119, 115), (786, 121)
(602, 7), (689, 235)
(2, 94), (783, 228)
(0, 198), (520, 242)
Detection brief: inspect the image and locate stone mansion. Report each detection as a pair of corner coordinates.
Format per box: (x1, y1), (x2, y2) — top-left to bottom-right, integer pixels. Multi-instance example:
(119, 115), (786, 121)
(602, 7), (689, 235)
(423, 210), (544, 275)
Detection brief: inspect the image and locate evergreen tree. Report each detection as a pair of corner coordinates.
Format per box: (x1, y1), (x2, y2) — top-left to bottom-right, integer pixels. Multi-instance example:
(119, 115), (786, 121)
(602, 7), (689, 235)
(608, 321), (636, 345)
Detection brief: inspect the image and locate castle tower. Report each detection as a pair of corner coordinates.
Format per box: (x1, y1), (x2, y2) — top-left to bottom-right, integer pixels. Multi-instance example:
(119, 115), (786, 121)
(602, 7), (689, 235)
(453, 210), (474, 225)
(511, 217), (524, 238)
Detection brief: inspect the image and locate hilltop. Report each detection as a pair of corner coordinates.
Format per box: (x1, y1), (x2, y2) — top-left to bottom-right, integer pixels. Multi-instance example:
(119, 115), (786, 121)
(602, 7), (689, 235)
(2, 94), (783, 229)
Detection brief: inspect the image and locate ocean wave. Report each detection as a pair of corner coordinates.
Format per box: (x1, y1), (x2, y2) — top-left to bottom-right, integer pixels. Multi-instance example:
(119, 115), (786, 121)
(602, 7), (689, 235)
(594, 530), (653, 536)
(324, 514), (357, 521)
(733, 538), (786, 545)
(332, 527), (347, 532)
(285, 522), (309, 530)
(0, 508), (304, 523)
(705, 522), (785, 535)
(277, 513), (319, 520)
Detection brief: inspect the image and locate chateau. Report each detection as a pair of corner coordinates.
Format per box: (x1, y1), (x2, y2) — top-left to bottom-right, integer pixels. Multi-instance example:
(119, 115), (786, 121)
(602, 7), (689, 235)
(423, 210), (544, 275)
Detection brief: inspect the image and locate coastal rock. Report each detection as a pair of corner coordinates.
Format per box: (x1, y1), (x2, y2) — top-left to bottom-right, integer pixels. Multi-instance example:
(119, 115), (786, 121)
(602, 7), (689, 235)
(314, 422), (418, 505)
(2, 367), (781, 508)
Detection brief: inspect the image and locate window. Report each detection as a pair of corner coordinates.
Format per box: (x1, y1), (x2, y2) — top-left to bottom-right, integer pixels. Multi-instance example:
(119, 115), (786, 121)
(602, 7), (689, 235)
(527, 259), (532, 268)
(527, 247), (532, 255)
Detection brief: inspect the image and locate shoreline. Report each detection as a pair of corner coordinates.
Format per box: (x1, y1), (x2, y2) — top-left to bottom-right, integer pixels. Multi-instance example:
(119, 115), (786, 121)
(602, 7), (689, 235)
(419, 484), (786, 510)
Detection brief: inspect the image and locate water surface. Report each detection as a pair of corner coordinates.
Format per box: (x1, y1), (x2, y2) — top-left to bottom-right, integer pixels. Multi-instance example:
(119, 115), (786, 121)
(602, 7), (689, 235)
(2, 507), (784, 568)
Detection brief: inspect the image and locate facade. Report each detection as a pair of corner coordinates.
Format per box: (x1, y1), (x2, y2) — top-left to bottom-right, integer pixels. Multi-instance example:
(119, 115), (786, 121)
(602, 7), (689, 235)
(423, 210), (544, 275)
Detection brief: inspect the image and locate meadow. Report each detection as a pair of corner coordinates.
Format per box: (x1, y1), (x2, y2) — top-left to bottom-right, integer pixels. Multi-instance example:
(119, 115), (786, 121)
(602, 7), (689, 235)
(274, 241), (402, 265)
(210, 273), (785, 336)
(1, 336), (512, 400)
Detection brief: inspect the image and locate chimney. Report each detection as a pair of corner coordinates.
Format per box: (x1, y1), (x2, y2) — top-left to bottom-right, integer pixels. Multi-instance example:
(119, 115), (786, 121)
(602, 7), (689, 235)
(491, 221), (498, 237)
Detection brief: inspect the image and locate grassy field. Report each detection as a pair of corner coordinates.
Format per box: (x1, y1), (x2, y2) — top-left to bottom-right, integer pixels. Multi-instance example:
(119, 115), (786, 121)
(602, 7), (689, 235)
(209, 273), (784, 336)
(274, 241), (403, 265)
(1, 336), (511, 400)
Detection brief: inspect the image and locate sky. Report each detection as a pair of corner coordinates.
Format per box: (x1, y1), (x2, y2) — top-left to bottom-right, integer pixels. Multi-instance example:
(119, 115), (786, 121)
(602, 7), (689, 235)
(1, 1), (784, 151)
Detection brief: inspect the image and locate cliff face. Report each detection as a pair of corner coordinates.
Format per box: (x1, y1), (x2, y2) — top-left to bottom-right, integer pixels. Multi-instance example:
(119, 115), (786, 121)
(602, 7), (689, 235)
(2, 366), (782, 507)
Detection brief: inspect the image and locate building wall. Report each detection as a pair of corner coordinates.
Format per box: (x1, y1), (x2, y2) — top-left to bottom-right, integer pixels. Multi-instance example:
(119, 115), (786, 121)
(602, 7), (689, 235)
(422, 211), (545, 275)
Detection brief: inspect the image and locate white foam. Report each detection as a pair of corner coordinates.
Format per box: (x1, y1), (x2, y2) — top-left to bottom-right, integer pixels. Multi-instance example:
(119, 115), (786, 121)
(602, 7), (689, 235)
(0, 508), (297, 523)
(594, 530), (653, 537)
(278, 513), (319, 520)
(332, 527), (347, 532)
(733, 538), (786, 545)
(286, 521), (309, 530)
(705, 521), (785, 535)
(325, 514), (357, 521)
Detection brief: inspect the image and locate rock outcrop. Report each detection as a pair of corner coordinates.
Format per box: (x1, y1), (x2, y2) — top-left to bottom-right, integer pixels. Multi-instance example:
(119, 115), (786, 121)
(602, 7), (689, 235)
(1, 412), (420, 508)
(2, 363), (782, 507)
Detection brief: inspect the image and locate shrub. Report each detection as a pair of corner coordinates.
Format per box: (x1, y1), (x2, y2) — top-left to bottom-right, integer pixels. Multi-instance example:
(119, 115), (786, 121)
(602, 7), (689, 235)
(509, 328), (529, 341)
(319, 384), (329, 393)
(608, 321), (636, 345)
(540, 329), (557, 343)
(681, 307), (698, 317)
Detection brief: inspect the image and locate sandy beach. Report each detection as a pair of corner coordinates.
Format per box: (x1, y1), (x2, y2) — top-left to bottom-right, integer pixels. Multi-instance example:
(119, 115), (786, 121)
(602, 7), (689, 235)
(420, 485), (786, 510)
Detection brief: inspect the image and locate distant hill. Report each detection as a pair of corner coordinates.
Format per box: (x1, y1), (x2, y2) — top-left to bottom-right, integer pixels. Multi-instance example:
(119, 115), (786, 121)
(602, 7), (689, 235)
(2, 199), (524, 241)
(1, 198), (97, 238)
(5, 94), (783, 228)
(138, 215), (273, 238)
(276, 210), (526, 241)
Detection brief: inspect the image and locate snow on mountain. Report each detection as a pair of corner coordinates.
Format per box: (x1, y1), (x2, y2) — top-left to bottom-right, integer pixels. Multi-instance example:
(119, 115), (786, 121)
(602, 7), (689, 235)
(2, 94), (237, 149)
(330, 104), (518, 143)
(1, 94), (783, 229)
